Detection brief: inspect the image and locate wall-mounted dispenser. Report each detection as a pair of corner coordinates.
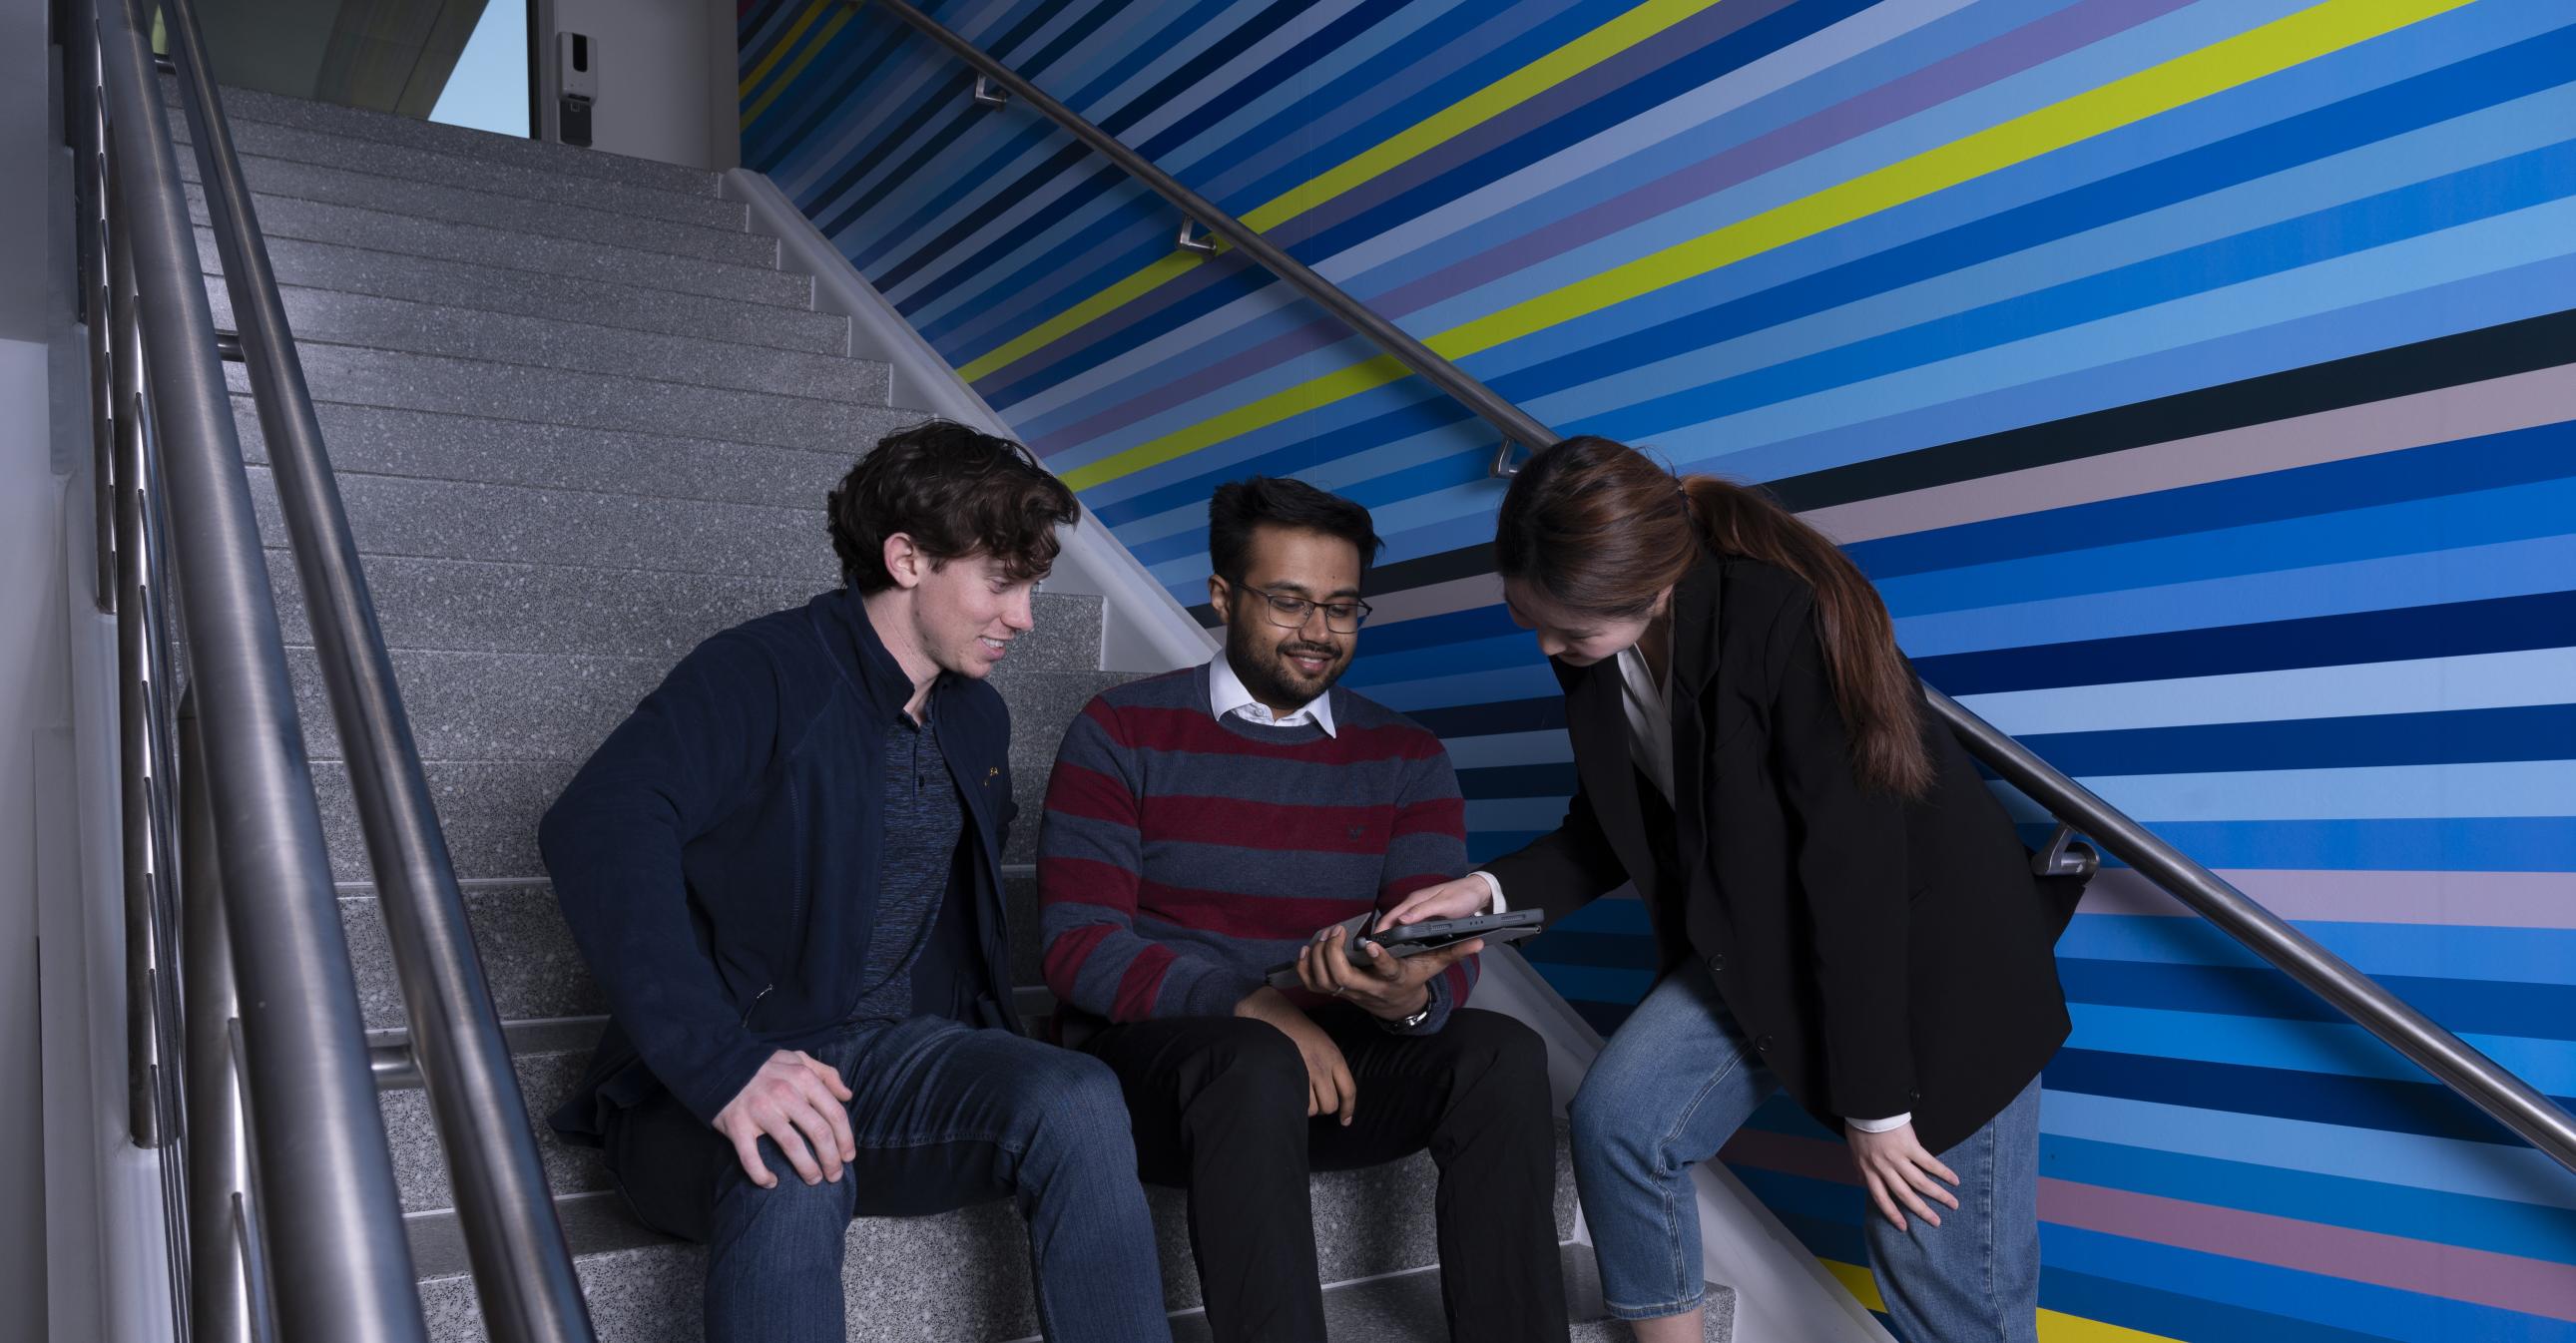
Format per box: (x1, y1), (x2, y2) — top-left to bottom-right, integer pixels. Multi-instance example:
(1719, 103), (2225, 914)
(556, 31), (596, 148)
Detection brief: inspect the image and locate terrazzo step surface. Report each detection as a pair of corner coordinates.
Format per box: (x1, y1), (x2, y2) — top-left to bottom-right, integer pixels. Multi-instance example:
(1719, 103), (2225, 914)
(194, 227), (852, 356)
(171, 113), (748, 230)
(231, 399), (910, 511)
(403, 1127), (1584, 1343)
(224, 342), (895, 450)
(162, 76), (723, 198)
(177, 148), (773, 266)
(185, 186), (812, 307)
(339, 870), (1047, 1034)
(209, 283), (885, 407)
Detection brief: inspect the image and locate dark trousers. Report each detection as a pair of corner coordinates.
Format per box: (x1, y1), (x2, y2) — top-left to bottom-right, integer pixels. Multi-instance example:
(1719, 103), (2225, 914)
(603, 1015), (1170, 1343)
(1083, 1005), (1569, 1343)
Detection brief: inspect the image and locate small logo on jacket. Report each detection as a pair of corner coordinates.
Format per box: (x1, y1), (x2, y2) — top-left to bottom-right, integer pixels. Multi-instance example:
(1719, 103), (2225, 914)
(985, 766), (1002, 785)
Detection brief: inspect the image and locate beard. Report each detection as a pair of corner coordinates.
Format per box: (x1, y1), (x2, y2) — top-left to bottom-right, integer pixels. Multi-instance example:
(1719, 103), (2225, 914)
(1225, 614), (1348, 711)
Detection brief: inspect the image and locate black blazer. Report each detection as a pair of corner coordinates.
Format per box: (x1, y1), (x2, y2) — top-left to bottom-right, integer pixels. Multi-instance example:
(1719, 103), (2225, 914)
(1485, 553), (2081, 1152)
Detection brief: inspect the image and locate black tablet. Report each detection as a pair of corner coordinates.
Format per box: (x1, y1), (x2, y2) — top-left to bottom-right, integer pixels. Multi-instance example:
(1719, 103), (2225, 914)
(1265, 909), (1544, 988)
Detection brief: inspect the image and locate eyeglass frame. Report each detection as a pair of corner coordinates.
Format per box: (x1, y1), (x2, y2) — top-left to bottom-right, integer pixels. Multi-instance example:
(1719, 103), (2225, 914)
(1223, 577), (1373, 633)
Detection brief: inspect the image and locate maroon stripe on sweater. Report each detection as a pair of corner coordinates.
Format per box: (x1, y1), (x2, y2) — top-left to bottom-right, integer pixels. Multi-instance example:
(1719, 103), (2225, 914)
(1113, 943), (1178, 1020)
(1138, 794), (1399, 854)
(1042, 759), (1135, 827)
(1099, 704), (1442, 763)
(1135, 878), (1373, 940)
(1037, 854), (1140, 909)
(1043, 921), (1119, 1001)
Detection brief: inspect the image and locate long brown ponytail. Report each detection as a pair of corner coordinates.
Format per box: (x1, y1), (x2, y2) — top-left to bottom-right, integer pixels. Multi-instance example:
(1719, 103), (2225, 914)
(1494, 436), (1933, 798)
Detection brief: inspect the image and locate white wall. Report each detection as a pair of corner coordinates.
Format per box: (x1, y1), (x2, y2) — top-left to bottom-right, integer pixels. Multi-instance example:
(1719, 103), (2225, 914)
(1, 0), (63, 1336)
(540, 0), (740, 170)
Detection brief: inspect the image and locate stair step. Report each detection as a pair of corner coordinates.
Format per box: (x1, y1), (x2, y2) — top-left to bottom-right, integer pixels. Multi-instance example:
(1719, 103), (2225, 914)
(267, 558), (1103, 668)
(185, 187), (811, 309)
(246, 468), (840, 586)
(338, 869), (1042, 1030)
(177, 148), (776, 269)
(211, 226), (849, 358)
(375, 1019), (609, 1213)
(268, 557), (825, 664)
(302, 685), (1106, 883)
(172, 114), (748, 231)
(232, 399), (908, 512)
(213, 283), (885, 408)
(341, 883), (604, 1032)
(404, 1133), (1583, 1343)
(226, 343), (896, 451)
(162, 76), (723, 199)
(196, 227), (847, 357)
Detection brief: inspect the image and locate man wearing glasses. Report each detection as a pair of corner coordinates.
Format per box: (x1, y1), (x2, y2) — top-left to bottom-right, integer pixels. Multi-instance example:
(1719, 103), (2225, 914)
(1037, 477), (1569, 1343)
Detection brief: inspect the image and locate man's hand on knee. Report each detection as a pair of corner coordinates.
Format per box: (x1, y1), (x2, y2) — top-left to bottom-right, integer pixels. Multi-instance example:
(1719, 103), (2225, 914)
(714, 1050), (857, 1188)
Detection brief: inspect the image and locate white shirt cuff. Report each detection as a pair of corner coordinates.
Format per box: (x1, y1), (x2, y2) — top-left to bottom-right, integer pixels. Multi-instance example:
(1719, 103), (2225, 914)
(1846, 1112), (1912, 1133)
(1470, 870), (1505, 914)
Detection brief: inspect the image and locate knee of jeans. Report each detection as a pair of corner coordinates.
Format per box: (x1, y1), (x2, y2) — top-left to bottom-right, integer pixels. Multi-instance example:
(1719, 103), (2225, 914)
(1022, 1051), (1133, 1152)
(1568, 1067), (1655, 1164)
(729, 1147), (854, 1234)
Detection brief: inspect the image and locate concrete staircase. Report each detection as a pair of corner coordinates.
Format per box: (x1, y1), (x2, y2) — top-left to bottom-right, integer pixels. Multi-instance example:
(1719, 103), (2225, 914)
(172, 81), (1731, 1342)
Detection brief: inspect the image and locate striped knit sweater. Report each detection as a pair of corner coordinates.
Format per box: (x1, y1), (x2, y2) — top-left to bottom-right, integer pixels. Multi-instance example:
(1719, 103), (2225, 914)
(1039, 664), (1477, 1035)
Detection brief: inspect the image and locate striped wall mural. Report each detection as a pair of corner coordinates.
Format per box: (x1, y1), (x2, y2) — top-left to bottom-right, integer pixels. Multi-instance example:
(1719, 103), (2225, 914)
(738, 0), (2576, 1337)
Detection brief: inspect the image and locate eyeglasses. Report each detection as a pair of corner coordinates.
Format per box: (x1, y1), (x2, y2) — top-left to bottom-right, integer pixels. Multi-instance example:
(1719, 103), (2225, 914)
(1229, 579), (1372, 634)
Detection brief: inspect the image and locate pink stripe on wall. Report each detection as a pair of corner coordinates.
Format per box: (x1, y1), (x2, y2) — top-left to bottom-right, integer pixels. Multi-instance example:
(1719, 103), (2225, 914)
(2036, 1178), (2576, 1322)
(2077, 868), (2576, 929)
(1718, 1129), (2576, 1320)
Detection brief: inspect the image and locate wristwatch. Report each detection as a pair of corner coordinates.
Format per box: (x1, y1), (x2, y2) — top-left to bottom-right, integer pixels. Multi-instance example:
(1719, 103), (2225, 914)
(1379, 995), (1435, 1032)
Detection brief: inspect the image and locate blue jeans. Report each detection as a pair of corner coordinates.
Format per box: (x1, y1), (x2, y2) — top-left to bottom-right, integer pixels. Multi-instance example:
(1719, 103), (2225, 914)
(605, 1015), (1171, 1343)
(1570, 962), (2041, 1342)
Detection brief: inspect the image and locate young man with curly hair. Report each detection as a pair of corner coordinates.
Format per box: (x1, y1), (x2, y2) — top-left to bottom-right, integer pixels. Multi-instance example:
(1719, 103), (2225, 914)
(541, 421), (1169, 1343)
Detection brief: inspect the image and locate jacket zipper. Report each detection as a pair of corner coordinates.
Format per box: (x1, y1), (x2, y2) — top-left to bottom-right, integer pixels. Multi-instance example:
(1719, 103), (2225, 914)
(740, 983), (773, 1028)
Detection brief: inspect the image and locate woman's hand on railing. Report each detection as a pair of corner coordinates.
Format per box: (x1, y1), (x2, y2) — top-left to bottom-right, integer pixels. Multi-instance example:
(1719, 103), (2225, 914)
(715, 1050), (856, 1189)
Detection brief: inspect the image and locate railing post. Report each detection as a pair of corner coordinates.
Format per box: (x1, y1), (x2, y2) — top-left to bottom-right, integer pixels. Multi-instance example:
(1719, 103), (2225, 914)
(181, 693), (253, 1343)
(106, 162), (168, 1150)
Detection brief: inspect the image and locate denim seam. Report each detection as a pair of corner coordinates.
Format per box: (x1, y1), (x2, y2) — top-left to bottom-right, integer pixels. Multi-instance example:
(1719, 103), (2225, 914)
(1644, 1047), (1743, 1314)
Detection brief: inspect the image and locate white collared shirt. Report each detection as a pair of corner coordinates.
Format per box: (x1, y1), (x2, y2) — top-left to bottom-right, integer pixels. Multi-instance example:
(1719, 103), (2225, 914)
(1208, 650), (1336, 736)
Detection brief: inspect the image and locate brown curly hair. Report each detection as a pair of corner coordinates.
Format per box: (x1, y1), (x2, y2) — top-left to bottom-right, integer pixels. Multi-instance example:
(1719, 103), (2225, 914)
(827, 421), (1079, 594)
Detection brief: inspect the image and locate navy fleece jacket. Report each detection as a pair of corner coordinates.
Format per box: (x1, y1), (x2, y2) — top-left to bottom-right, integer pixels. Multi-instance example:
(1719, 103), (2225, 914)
(539, 588), (1020, 1140)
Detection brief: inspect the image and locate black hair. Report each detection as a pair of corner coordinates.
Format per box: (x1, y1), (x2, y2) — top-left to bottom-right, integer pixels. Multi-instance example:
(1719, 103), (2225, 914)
(1207, 476), (1384, 584)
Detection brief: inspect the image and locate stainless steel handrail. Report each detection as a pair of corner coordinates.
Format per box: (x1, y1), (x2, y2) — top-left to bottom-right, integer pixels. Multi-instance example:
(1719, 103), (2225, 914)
(88, 0), (432, 1332)
(159, 0), (596, 1333)
(846, 1), (2576, 1178)
(853, 0), (1550, 477)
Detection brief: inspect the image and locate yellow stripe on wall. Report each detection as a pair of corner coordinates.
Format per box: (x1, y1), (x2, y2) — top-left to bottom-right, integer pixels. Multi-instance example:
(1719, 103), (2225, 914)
(1239, 0), (1721, 232)
(743, 0), (828, 98)
(1820, 1260), (2185, 1342)
(959, 0), (1723, 383)
(1051, 0), (2472, 494)
(744, 5), (856, 130)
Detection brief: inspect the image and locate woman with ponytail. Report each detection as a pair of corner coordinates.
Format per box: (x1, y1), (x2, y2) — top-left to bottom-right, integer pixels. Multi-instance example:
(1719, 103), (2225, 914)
(1380, 437), (2078, 1342)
